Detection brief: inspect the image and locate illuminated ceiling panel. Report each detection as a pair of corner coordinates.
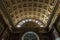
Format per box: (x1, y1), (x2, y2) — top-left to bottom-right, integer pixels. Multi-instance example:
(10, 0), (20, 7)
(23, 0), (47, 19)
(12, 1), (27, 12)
(2, 0), (58, 26)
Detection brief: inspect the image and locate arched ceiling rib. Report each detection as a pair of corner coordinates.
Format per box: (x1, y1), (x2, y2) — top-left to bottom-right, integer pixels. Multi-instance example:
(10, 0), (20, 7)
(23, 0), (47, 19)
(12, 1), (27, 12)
(2, 0), (58, 26)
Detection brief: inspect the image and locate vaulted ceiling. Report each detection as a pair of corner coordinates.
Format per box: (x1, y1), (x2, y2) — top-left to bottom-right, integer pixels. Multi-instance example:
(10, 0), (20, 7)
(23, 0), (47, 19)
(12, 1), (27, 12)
(0, 0), (60, 33)
(0, 0), (60, 40)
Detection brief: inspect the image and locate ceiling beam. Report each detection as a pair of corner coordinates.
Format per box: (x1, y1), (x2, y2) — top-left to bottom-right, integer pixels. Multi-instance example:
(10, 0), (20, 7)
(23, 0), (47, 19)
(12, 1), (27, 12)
(47, 0), (60, 28)
(0, 0), (14, 27)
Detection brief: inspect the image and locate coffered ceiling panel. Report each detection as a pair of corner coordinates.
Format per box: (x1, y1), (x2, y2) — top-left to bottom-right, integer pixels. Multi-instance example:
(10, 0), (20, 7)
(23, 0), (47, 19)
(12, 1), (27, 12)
(2, 0), (58, 27)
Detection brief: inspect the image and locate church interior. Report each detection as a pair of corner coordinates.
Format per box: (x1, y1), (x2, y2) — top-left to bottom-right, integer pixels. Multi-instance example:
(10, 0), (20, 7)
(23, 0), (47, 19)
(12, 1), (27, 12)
(0, 0), (60, 40)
